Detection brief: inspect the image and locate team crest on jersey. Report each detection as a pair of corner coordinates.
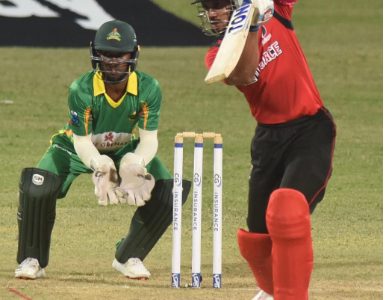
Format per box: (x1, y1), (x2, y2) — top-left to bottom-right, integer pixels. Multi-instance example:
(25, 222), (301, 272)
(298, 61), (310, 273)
(106, 28), (121, 41)
(261, 26), (272, 46)
(69, 110), (80, 126)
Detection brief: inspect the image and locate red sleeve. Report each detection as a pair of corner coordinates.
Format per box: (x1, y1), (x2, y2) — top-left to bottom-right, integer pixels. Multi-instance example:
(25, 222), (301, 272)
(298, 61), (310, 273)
(205, 40), (222, 70)
(274, 0), (297, 5)
(274, 0), (295, 19)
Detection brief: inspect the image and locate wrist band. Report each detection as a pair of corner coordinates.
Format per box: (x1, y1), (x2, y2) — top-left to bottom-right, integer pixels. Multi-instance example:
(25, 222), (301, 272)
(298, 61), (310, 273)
(249, 25), (260, 32)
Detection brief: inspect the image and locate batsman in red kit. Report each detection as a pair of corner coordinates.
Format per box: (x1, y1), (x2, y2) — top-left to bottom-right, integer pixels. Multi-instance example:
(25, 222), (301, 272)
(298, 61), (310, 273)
(192, 0), (336, 299)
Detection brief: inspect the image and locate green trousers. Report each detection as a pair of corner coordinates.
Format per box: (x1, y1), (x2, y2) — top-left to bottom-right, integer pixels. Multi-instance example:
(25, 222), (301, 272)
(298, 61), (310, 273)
(37, 134), (171, 199)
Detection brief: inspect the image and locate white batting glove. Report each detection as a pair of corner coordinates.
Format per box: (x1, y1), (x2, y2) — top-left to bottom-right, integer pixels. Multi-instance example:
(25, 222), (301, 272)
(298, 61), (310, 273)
(251, 0), (274, 25)
(90, 155), (119, 206)
(116, 153), (155, 206)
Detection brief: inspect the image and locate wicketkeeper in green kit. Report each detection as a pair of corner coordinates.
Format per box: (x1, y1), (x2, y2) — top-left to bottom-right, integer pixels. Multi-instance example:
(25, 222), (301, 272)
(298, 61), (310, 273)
(15, 20), (191, 280)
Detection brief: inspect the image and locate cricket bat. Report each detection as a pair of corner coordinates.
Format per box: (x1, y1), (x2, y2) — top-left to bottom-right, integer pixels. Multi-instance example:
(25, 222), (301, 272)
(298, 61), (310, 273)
(204, 1), (255, 84)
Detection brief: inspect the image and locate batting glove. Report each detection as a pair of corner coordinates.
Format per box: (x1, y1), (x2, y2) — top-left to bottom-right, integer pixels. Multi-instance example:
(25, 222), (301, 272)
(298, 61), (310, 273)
(250, 0), (274, 31)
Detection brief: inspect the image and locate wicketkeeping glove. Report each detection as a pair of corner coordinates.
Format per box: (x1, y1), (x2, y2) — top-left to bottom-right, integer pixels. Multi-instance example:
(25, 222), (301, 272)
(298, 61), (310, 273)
(115, 153), (155, 206)
(90, 155), (119, 206)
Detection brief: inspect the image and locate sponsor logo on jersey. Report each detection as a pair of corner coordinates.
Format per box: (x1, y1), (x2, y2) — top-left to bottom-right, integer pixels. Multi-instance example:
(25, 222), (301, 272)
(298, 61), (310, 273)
(104, 132), (114, 142)
(107, 28), (121, 41)
(261, 26), (272, 46)
(255, 41), (283, 78)
(92, 132), (132, 151)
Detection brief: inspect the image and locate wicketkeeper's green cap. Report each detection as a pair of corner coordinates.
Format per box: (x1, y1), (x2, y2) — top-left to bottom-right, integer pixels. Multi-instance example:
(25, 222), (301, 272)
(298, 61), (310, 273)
(94, 20), (137, 53)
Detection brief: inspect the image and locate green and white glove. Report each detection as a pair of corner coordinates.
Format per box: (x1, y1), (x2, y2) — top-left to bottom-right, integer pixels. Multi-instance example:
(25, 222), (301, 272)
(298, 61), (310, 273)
(115, 153), (155, 206)
(90, 155), (119, 206)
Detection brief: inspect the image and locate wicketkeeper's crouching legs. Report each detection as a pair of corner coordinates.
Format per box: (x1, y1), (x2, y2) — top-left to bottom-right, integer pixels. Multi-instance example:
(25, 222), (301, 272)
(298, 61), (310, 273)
(114, 179), (191, 276)
(16, 168), (61, 278)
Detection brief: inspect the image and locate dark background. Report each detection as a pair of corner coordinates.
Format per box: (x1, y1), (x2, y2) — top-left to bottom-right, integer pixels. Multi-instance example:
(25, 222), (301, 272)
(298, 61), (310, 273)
(0, 0), (211, 47)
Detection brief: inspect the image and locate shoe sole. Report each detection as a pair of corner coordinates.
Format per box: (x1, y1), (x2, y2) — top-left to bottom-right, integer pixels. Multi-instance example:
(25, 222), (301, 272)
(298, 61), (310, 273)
(112, 260), (150, 280)
(125, 276), (149, 280)
(15, 270), (45, 280)
(16, 276), (37, 280)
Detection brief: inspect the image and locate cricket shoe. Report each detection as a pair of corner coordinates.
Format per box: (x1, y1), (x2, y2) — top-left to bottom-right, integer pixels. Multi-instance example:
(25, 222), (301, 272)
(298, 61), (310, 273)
(252, 288), (273, 300)
(15, 257), (46, 279)
(112, 258), (151, 280)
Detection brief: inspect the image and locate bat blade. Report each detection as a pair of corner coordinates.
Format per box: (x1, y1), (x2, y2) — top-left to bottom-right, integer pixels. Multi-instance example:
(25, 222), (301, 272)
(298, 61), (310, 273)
(204, 3), (255, 84)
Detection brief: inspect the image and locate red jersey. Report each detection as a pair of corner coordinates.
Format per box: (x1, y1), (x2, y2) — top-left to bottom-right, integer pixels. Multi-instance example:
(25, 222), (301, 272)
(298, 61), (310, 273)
(205, 0), (323, 124)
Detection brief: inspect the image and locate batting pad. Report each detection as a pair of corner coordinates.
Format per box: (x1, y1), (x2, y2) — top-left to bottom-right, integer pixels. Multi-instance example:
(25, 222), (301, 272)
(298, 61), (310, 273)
(237, 229), (273, 294)
(17, 168), (61, 268)
(266, 188), (313, 300)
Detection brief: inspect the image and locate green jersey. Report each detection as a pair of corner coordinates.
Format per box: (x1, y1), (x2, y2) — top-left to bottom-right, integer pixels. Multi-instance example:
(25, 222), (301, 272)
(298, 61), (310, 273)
(57, 70), (161, 154)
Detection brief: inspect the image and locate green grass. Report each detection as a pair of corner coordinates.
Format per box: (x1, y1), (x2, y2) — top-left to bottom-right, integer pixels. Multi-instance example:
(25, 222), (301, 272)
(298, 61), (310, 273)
(0, 0), (382, 299)
(153, 0), (201, 25)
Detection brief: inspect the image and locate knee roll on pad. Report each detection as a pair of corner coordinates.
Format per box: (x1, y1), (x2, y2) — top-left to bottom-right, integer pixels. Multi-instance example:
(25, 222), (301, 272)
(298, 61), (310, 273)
(17, 168), (61, 268)
(266, 188), (311, 239)
(116, 179), (191, 262)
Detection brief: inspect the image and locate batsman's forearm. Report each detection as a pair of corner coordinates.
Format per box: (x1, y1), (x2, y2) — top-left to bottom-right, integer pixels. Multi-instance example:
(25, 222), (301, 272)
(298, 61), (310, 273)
(225, 33), (259, 86)
(73, 133), (101, 168)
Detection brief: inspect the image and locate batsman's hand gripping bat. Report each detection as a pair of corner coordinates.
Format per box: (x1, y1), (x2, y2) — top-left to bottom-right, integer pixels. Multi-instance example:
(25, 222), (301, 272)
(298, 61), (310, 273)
(204, 0), (255, 84)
